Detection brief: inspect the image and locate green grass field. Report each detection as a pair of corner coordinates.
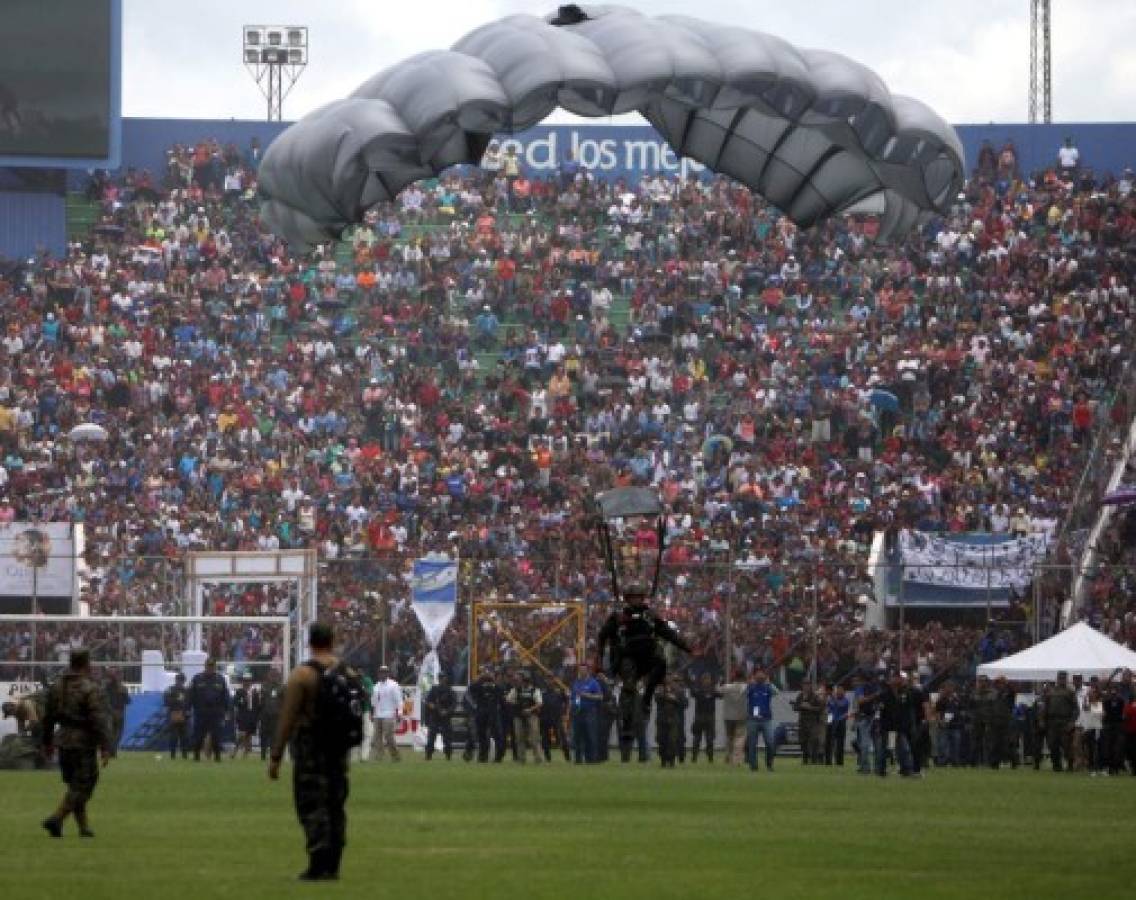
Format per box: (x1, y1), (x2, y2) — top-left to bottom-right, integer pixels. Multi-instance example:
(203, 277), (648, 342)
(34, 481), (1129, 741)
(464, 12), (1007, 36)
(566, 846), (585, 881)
(2, 754), (1133, 900)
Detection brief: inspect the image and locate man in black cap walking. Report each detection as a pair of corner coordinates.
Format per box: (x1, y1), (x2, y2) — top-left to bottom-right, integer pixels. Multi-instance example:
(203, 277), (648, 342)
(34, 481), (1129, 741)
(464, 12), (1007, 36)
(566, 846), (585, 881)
(270, 622), (357, 881)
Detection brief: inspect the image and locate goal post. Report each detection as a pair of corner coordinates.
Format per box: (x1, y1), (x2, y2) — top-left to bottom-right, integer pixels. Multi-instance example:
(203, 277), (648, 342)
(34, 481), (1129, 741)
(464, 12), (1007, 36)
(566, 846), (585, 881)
(0, 614), (293, 683)
(184, 550), (317, 667)
(0, 614), (293, 751)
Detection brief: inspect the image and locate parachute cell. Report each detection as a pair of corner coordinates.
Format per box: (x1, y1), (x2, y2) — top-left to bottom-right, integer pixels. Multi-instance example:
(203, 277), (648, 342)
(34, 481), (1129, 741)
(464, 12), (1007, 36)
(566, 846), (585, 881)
(259, 4), (964, 249)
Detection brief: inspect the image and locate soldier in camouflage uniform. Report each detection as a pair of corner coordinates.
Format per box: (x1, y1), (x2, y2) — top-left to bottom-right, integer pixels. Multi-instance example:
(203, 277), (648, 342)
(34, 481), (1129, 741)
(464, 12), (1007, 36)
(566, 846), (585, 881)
(39, 649), (112, 838)
(104, 669), (130, 757)
(269, 623), (349, 881)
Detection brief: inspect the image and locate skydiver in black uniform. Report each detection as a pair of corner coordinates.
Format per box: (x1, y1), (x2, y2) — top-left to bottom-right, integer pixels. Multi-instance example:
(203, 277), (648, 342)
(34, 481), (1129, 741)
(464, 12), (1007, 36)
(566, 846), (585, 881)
(597, 593), (691, 716)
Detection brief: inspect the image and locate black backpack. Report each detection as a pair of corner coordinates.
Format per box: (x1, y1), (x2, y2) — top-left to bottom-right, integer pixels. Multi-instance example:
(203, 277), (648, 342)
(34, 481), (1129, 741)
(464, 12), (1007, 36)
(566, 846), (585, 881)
(309, 659), (366, 752)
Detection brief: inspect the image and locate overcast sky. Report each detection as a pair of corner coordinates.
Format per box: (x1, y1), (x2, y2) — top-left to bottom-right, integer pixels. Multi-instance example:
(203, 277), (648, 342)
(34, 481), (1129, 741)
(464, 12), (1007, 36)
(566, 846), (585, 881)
(123, 0), (1136, 124)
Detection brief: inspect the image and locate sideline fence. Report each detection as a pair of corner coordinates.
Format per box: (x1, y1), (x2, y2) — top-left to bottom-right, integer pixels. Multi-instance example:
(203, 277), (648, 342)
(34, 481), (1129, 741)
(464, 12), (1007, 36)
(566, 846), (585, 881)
(3, 553), (1133, 690)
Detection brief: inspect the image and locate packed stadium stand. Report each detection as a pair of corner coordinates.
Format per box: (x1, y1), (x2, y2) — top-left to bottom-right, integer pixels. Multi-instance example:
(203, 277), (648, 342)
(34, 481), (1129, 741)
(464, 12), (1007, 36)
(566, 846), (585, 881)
(2, 133), (1135, 692)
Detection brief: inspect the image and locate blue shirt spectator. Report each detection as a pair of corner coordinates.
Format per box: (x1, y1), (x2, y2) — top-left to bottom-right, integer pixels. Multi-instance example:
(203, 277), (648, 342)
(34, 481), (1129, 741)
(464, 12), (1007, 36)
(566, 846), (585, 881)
(746, 678), (776, 720)
(570, 672), (601, 712)
(827, 693), (851, 724)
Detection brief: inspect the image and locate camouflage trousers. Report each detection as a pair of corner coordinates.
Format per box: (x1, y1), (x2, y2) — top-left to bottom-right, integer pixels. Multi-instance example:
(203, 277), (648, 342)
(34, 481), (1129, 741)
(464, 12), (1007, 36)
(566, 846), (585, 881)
(59, 748), (99, 810)
(292, 731), (349, 855)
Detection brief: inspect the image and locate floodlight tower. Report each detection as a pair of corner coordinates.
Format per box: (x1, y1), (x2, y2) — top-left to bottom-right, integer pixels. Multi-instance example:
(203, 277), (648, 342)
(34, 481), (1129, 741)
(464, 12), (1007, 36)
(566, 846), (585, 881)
(243, 25), (308, 122)
(1028, 0), (1051, 123)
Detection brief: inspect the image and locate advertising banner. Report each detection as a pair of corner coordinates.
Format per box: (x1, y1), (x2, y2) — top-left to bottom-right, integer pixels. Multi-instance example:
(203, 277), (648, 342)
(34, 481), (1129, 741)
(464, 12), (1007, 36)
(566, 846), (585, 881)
(0, 523), (75, 598)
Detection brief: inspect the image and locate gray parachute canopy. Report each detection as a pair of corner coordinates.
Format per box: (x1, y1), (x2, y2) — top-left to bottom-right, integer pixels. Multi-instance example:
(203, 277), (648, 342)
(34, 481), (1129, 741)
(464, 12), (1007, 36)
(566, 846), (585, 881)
(258, 4), (964, 250)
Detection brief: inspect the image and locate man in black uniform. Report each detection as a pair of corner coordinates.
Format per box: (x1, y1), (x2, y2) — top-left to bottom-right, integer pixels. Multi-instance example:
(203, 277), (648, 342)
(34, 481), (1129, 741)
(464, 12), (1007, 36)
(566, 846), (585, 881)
(1043, 670), (1079, 772)
(792, 682), (824, 765)
(104, 669), (130, 757)
(897, 674), (925, 776)
(423, 673), (456, 761)
(987, 676), (1015, 769)
(539, 680), (570, 763)
(689, 673), (722, 763)
(259, 670), (285, 761)
(467, 668), (501, 763)
(617, 659), (649, 763)
(497, 670), (517, 763)
(970, 675), (995, 766)
(40, 649), (112, 838)
(232, 674), (260, 759)
(876, 673), (916, 777)
(597, 671), (617, 762)
(269, 622), (351, 881)
(164, 673), (191, 759)
(598, 594), (691, 715)
(1101, 681), (1126, 775)
(654, 674), (687, 768)
(460, 684), (479, 762)
(190, 658), (230, 762)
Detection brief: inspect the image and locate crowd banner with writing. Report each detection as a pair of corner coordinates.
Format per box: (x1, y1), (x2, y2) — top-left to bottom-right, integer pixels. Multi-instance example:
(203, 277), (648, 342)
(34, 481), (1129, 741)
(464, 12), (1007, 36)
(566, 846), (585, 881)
(888, 524), (1057, 606)
(410, 554), (458, 749)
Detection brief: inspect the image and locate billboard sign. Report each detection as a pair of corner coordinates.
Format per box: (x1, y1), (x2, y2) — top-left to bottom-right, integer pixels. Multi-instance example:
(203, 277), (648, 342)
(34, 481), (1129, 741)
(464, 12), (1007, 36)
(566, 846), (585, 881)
(0, 0), (122, 169)
(0, 523), (75, 598)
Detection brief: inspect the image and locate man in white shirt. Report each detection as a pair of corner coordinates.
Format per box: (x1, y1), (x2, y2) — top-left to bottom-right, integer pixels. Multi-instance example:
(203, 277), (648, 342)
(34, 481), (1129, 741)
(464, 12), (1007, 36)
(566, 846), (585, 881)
(1057, 137), (1079, 172)
(370, 665), (402, 762)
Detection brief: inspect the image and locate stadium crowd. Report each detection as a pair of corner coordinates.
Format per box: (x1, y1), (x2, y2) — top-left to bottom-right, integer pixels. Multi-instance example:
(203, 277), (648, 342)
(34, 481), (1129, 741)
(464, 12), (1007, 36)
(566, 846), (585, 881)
(1, 132), (1135, 697)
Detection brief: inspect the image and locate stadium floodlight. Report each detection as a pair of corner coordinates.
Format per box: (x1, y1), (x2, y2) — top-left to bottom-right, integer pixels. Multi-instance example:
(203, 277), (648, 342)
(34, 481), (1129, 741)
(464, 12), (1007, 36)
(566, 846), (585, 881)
(243, 24), (308, 122)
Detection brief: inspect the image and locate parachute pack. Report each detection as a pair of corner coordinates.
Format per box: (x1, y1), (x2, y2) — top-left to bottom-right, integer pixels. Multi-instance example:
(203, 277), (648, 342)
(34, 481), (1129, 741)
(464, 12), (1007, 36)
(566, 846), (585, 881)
(309, 660), (367, 752)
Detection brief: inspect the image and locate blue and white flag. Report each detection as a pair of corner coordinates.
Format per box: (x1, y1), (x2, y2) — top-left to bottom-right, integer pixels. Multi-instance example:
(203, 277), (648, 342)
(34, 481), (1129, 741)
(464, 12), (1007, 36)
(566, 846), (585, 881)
(410, 554), (458, 751)
(411, 554), (458, 649)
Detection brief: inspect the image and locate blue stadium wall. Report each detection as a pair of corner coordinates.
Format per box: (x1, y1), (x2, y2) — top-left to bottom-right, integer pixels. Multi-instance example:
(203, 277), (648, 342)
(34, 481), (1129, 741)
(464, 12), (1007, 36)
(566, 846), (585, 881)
(110, 118), (1136, 184)
(0, 191), (66, 259)
(5, 118), (1135, 260)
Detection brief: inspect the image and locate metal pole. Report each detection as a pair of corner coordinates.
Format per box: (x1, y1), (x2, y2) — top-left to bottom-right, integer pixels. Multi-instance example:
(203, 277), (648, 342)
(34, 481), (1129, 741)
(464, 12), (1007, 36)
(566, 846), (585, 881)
(723, 587), (732, 683)
(31, 565), (38, 677)
(897, 561), (906, 672)
(283, 622), (292, 681)
(467, 599), (475, 686)
(812, 561), (820, 687)
(985, 549), (992, 628)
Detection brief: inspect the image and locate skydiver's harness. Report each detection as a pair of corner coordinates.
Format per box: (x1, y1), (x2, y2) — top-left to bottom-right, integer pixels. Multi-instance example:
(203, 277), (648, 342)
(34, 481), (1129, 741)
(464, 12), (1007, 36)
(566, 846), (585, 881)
(618, 607), (657, 655)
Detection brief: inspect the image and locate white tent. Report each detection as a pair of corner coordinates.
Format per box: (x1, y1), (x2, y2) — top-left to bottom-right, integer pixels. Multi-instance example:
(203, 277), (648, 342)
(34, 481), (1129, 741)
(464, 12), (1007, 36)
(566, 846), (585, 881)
(977, 622), (1136, 681)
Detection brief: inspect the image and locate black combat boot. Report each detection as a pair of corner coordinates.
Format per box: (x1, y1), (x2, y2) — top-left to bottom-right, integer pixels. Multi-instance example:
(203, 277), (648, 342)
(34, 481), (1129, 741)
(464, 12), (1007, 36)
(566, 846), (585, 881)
(298, 850), (335, 881)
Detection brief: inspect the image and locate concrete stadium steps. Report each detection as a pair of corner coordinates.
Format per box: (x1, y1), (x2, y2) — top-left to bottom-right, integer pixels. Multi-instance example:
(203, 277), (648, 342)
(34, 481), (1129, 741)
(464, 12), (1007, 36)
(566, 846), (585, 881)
(608, 293), (632, 332)
(119, 692), (167, 751)
(66, 193), (101, 243)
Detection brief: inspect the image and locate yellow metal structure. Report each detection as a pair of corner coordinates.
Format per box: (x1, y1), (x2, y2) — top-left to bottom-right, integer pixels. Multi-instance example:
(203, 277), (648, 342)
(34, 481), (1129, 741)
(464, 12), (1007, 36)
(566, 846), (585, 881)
(470, 601), (586, 693)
